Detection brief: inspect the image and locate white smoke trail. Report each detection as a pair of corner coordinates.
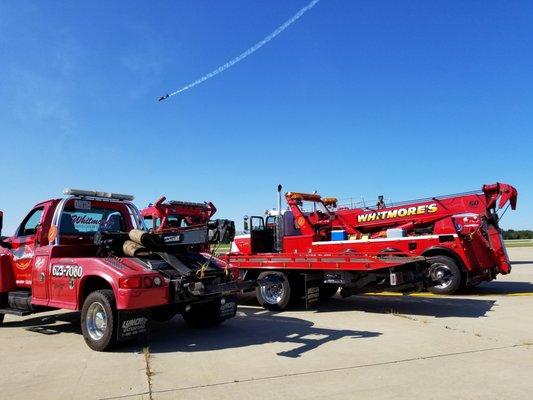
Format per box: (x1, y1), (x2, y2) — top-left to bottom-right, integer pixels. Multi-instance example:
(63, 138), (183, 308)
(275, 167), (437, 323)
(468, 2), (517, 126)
(162, 0), (321, 99)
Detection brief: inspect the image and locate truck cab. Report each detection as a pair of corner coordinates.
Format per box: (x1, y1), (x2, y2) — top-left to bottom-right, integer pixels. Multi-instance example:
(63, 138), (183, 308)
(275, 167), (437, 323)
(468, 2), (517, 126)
(241, 210), (302, 254)
(0, 189), (248, 351)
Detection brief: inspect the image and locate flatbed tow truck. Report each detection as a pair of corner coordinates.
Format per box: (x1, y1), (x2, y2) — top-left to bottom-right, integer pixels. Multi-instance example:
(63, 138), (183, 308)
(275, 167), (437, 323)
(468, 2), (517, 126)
(0, 189), (263, 351)
(223, 187), (444, 311)
(232, 183), (517, 300)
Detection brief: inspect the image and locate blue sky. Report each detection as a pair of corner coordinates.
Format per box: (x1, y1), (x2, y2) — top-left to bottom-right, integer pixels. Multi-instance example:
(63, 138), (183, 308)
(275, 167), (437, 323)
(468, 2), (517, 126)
(0, 0), (531, 234)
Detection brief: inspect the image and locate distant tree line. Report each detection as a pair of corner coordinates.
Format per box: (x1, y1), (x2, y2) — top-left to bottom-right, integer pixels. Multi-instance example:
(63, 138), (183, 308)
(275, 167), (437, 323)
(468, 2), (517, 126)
(502, 229), (533, 240)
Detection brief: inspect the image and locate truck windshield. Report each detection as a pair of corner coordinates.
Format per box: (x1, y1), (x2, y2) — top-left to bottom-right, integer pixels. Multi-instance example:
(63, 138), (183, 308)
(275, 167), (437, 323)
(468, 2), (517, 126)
(61, 207), (125, 234)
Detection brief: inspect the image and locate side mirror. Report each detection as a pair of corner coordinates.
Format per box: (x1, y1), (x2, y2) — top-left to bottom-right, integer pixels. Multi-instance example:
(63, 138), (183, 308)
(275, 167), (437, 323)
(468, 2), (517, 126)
(243, 215), (249, 232)
(0, 211), (11, 248)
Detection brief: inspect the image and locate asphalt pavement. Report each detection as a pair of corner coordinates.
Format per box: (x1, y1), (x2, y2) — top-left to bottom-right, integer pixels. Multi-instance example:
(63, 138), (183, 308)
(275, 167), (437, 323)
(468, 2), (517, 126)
(1, 247), (532, 400)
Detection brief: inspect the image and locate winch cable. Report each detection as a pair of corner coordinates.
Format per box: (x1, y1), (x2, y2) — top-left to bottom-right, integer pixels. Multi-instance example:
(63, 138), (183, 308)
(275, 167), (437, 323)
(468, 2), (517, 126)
(158, 0), (321, 101)
(498, 203), (511, 222)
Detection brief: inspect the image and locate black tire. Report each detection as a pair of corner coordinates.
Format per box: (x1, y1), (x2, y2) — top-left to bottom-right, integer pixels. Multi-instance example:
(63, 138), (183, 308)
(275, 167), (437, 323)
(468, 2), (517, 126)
(81, 289), (117, 351)
(0, 314), (4, 325)
(255, 271), (292, 311)
(183, 298), (225, 328)
(428, 256), (463, 295)
(151, 307), (177, 322)
(319, 283), (339, 300)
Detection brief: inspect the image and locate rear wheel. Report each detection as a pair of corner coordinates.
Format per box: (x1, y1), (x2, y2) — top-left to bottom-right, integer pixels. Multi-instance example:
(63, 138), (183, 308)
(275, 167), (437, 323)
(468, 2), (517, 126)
(319, 283), (339, 300)
(183, 298), (227, 328)
(151, 307), (177, 322)
(81, 289), (117, 351)
(256, 271), (292, 311)
(428, 256), (462, 295)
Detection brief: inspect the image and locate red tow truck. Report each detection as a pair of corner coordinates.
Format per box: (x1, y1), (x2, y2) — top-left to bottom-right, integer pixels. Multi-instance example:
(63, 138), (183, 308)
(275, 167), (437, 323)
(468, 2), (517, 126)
(0, 189), (257, 351)
(230, 183), (517, 309)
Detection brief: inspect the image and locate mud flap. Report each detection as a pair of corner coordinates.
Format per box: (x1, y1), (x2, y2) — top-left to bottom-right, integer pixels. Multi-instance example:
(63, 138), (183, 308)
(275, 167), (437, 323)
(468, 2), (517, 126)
(218, 298), (237, 320)
(304, 274), (321, 310)
(117, 310), (150, 342)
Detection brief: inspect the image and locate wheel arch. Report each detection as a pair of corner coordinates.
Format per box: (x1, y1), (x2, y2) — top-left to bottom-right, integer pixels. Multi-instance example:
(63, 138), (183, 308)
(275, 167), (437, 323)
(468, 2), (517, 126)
(245, 268), (304, 281)
(422, 247), (465, 272)
(78, 275), (114, 309)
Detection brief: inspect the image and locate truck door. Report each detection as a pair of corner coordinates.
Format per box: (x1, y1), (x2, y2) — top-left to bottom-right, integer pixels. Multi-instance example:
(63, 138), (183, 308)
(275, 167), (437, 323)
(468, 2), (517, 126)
(31, 248), (51, 305)
(9, 207), (44, 287)
(250, 216), (276, 253)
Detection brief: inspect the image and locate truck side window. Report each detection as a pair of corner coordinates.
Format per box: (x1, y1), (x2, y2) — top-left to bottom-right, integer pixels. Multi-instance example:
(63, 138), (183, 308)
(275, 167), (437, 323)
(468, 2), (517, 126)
(167, 215), (184, 228)
(18, 207), (44, 237)
(250, 217), (265, 231)
(265, 216), (277, 229)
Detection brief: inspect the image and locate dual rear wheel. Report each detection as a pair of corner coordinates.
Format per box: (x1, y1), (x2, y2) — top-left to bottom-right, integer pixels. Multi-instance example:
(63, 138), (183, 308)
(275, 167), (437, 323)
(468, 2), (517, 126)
(255, 271), (338, 311)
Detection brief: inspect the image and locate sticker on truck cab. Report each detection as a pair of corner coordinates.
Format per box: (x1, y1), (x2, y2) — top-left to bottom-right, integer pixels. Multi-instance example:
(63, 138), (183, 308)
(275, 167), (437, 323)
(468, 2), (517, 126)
(51, 264), (83, 278)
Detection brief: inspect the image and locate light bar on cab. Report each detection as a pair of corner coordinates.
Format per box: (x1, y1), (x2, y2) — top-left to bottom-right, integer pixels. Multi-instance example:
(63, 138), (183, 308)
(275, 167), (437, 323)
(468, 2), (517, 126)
(63, 188), (134, 201)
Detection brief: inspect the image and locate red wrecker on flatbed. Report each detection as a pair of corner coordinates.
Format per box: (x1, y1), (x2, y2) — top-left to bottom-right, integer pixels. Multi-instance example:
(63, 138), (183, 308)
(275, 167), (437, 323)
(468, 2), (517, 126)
(228, 183), (517, 310)
(0, 189), (259, 351)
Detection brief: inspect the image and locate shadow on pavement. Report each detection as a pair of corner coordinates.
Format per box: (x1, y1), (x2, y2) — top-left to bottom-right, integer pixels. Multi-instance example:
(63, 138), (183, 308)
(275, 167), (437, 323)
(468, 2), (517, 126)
(238, 290), (496, 318)
(2, 311), (81, 335)
(459, 280), (533, 295)
(315, 295), (496, 318)
(510, 261), (533, 265)
(145, 307), (381, 357)
(9, 279), (530, 353)
(2, 307), (379, 357)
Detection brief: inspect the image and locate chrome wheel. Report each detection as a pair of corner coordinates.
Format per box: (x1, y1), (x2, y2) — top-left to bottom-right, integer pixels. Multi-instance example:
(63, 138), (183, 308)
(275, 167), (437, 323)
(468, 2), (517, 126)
(260, 281), (285, 305)
(86, 302), (108, 341)
(431, 262), (454, 289)
(428, 256), (462, 295)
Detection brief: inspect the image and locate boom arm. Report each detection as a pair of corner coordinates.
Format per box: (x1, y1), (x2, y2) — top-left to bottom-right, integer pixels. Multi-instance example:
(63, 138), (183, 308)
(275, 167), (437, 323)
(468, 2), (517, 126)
(483, 183), (518, 210)
(285, 192), (358, 238)
(334, 182), (518, 236)
(284, 183), (517, 240)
